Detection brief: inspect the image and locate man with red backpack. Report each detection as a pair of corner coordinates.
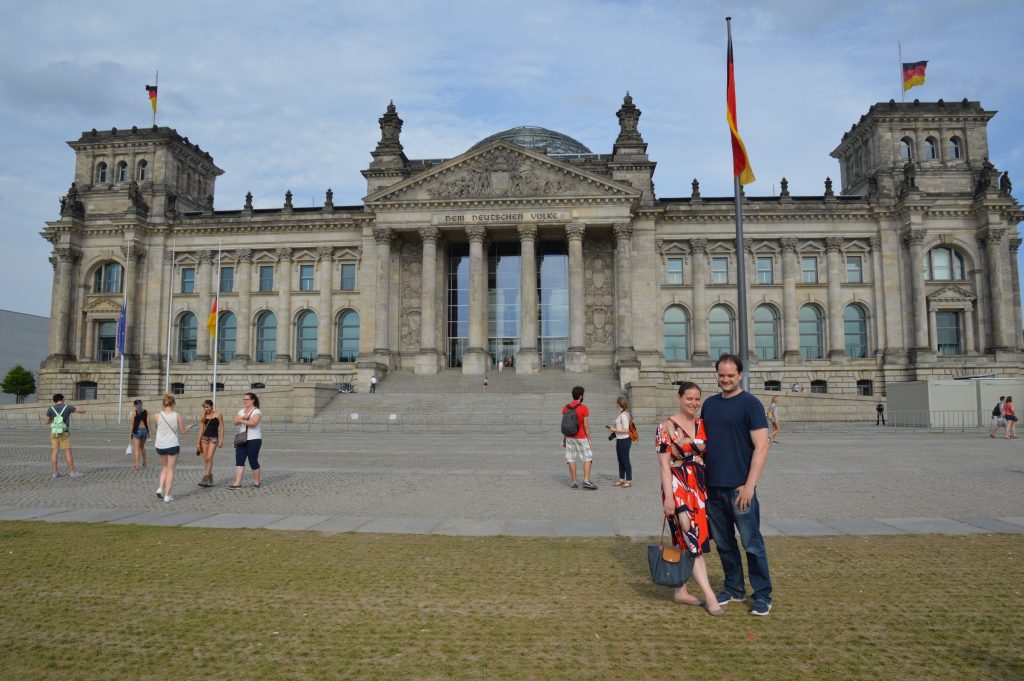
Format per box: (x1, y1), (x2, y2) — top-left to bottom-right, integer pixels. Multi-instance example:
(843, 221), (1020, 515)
(561, 386), (596, 490)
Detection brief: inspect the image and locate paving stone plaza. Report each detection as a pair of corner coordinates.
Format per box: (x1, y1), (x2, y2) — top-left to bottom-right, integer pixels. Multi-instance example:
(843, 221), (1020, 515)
(0, 424), (1021, 537)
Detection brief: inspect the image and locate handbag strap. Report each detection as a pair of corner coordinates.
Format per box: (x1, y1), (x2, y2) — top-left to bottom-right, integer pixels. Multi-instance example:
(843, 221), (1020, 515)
(660, 515), (686, 549)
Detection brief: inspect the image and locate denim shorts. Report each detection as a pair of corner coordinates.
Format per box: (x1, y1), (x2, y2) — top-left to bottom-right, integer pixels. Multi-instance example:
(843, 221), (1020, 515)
(155, 446), (180, 456)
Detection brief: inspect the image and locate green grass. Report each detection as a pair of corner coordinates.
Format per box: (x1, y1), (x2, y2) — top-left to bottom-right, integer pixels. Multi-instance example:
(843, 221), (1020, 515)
(0, 522), (1021, 680)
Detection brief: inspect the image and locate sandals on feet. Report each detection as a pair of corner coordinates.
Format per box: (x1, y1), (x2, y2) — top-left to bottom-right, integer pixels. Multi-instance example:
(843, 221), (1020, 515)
(612, 480), (624, 487)
(621, 481), (632, 488)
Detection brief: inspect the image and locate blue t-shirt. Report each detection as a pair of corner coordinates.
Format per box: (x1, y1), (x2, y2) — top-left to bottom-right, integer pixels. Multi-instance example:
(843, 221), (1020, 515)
(701, 391), (768, 488)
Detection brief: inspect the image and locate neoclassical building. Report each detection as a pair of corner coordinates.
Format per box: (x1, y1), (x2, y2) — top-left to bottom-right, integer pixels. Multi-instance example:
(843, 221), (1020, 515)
(39, 95), (1024, 400)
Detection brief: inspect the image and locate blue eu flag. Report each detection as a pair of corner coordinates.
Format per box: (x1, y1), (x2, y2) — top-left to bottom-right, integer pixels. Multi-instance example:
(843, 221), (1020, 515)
(116, 303), (126, 356)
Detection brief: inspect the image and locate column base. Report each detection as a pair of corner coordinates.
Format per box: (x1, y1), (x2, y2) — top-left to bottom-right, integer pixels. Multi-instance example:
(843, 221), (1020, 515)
(41, 354), (72, 369)
(909, 347), (936, 364)
(414, 349), (442, 375)
(565, 348), (588, 373)
(783, 351), (804, 366)
(992, 348), (1019, 362)
(689, 351), (713, 368)
(616, 359), (640, 390)
(515, 348), (540, 375)
(273, 355), (292, 367)
(828, 349), (849, 365)
(313, 354), (333, 369)
(461, 347), (490, 375)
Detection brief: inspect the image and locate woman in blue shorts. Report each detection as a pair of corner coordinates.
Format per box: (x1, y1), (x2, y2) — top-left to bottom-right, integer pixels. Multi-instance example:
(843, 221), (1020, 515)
(153, 393), (191, 503)
(230, 392), (264, 489)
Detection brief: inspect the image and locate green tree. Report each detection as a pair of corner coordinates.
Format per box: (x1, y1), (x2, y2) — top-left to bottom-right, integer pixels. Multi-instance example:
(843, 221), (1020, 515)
(1, 365), (36, 404)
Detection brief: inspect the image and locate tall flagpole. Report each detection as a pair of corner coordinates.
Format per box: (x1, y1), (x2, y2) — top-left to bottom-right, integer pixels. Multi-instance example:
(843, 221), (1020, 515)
(898, 42), (904, 103)
(211, 241), (221, 406)
(118, 242), (130, 424)
(727, 16), (751, 391)
(164, 240), (176, 393)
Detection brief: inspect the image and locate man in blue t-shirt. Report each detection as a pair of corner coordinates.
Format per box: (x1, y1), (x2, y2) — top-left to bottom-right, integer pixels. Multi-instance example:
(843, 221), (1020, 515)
(700, 354), (773, 616)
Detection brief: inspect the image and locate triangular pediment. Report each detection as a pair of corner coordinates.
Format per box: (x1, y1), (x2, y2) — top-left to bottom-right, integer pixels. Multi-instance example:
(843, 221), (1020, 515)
(365, 141), (640, 205)
(83, 296), (123, 313)
(927, 285), (976, 302)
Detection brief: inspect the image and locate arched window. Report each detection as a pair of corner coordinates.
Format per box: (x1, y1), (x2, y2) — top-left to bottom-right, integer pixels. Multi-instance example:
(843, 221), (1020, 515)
(116, 160), (129, 182)
(924, 137), (938, 160)
(799, 305), (824, 360)
(899, 137), (914, 160)
(708, 305), (734, 359)
(92, 262), (123, 294)
(844, 305), (869, 358)
(217, 311), (236, 362)
(137, 159), (149, 181)
(948, 136), (962, 159)
(753, 305), (779, 360)
(663, 306), (689, 360)
(255, 311), (277, 363)
(178, 313), (197, 363)
(337, 310), (360, 362)
(95, 162), (108, 183)
(924, 246), (965, 281)
(296, 310), (318, 362)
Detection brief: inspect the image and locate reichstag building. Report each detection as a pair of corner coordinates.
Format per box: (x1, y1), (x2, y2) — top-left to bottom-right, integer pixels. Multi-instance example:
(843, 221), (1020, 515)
(39, 95), (1024, 400)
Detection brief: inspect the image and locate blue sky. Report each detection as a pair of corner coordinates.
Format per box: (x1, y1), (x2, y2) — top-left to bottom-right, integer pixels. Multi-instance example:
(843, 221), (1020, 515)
(1, 0), (1022, 316)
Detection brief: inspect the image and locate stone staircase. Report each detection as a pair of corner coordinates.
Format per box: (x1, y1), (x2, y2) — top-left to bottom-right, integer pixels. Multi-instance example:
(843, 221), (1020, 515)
(317, 368), (626, 433)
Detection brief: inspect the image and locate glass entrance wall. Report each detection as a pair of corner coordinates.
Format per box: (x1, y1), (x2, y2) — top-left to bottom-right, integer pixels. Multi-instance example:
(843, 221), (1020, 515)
(538, 241), (568, 368)
(488, 243), (521, 367)
(446, 243), (470, 367)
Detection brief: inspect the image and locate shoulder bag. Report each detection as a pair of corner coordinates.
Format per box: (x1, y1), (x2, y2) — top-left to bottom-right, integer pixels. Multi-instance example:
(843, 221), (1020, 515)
(233, 409), (250, 448)
(647, 516), (696, 587)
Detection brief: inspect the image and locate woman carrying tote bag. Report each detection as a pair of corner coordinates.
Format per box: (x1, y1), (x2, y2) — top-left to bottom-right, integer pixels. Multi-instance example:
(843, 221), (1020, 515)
(230, 392), (263, 489)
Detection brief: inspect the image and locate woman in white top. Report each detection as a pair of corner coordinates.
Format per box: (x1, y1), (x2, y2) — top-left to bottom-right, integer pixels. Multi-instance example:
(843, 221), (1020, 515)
(229, 392), (264, 489)
(607, 396), (634, 488)
(152, 393), (191, 503)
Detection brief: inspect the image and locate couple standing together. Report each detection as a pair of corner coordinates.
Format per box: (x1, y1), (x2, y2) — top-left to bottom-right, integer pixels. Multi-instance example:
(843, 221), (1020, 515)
(656, 354), (773, 617)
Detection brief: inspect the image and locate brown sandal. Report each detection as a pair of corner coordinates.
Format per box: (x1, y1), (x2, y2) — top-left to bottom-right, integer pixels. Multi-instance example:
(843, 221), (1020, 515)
(621, 481), (632, 488)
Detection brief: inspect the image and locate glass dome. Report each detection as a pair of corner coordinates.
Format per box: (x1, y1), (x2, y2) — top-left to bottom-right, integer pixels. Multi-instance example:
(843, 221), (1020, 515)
(469, 126), (592, 155)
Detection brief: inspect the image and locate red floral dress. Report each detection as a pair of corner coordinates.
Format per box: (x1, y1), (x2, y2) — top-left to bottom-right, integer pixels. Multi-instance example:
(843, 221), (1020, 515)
(656, 418), (710, 555)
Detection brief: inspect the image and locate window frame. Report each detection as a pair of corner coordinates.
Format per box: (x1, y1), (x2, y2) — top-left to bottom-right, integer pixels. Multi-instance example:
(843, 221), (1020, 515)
(663, 305), (689, 361)
(217, 311), (237, 362)
(255, 311), (277, 363)
(96, 162), (108, 183)
(93, 262), (123, 294)
(97, 320), (118, 361)
(843, 304), (869, 359)
(337, 310), (360, 363)
(299, 264), (316, 291)
(116, 160), (129, 182)
(846, 255), (864, 283)
(137, 159), (149, 181)
(219, 266), (234, 293)
(799, 304), (825, 360)
(180, 267), (196, 294)
(948, 136), (962, 160)
(258, 265), (274, 292)
(296, 310), (318, 362)
(340, 263), (357, 291)
(753, 305), (779, 360)
(801, 256), (819, 284)
(756, 256), (774, 285)
(924, 137), (938, 160)
(177, 313), (198, 363)
(708, 305), (734, 358)
(710, 256), (729, 285)
(666, 258), (684, 286)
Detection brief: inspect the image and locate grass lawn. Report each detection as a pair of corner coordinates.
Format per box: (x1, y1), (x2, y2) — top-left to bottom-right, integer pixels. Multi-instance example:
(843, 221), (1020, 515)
(0, 522), (1021, 680)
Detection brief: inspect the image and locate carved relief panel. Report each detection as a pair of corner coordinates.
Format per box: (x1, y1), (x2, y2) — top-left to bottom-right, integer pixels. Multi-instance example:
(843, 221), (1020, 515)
(398, 241), (422, 354)
(583, 237), (615, 350)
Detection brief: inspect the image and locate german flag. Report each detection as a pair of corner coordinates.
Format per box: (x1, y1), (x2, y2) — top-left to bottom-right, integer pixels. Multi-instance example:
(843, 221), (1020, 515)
(902, 61), (927, 92)
(206, 298), (218, 337)
(145, 84), (158, 113)
(727, 28), (755, 185)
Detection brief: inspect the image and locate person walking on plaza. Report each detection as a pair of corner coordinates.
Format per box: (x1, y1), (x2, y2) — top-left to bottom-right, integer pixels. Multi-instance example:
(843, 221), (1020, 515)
(875, 401), (886, 426)
(129, 399), (149, 471)
(45, 393), (86, 478)
(656, 381), (724, 616)
(561, 386), (596, 490)
(701, 354), (773, 616)
(608, 396), (633, 488)
(369, 375), (377, 394)
(990, 396), (1006, 438)
(768, 395), (780, 445)
(1003, 396), (1017, 439)
(230, 392), (263, 489)
(195, 399), (224, 487)
(153, 393), (191, 503)
(483, 375), (489, 393)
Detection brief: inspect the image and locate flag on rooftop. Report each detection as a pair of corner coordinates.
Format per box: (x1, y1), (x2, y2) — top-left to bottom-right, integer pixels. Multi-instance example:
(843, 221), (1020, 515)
(727, 27), (755, 185)
(902, 61), (927, 92)
(145, 84), (158, 113)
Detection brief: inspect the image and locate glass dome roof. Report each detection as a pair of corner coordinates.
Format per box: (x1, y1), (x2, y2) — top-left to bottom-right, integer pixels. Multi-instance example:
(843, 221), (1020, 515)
(469, 126), (592, 155)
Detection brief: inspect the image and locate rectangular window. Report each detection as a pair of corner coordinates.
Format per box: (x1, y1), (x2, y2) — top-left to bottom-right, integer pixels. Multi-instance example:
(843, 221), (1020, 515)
(259, 265), (274, 292)
(756, 256), (774, 285)
(299, 264), (315, 291)
(711, 257), (729, 284)
(666, 258), (683, 286)
(341, 263), (357, 290)
(846, 256), (863, 283)
(936, 311), (962, 356)
(97, 321), (117, 361)
(219, 266), (234, 293)
(801, 256), (818, 284)
(181, 267), (195, 294)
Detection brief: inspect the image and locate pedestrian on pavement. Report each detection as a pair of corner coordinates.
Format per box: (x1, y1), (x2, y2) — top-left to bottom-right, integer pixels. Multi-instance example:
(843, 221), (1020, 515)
(153, 393), (191, 503)
(875, 401), (886, 426)
(498, 359), (504, 375)
(370, 375), (377, 394)
(656, 381), (723, 616)
(768, 395), (780, 444)
(990, 396), (1005, 438)
(608, 396), (633, 488)
(700, 354), (773, 616)
(129, 399), (149, 471)
(562, 386), (596, 490)
(483, 375), (489, 393)
(1003, 396), (1017, 439)
(45, 393), (86, 478)
(230, 392), (263, 489)
(195, 399), (224, 487)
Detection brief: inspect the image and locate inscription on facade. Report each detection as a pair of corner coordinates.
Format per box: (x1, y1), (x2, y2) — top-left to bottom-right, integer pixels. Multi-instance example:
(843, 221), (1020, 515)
(439, 211), (566, 224)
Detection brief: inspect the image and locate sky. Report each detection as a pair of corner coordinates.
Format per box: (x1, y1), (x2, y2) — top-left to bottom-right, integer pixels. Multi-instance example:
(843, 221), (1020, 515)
(1, 0), (1022, 317)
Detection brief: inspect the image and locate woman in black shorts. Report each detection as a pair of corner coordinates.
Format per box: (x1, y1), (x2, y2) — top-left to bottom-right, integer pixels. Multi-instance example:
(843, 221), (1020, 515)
(129, 399), (149, 471)
(195, 399), (224, 487)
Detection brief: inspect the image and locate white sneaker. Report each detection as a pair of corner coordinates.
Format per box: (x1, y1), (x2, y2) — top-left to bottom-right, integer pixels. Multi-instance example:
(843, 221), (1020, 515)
(69, 471), (83, 478)
(163, 494), (174, 503)
(156, 488), (163, 499)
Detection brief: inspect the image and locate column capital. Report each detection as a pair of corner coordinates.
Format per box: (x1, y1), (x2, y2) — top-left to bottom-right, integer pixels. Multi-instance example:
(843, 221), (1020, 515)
(868, 235), (881, 251)
(565, 222), (586, 241)
(825, 237), (844, 253)
(466, 225), (487, 243)
(516, 224), (538, 242)
(164, 251), (177, 264)
(121, 244), (146, 261)
(373, 227), (395, 246)
(418, 226), (441, 244)
(1010, 236), (1022, 254)
(979, 227), (1006, 246)
(275, 247), (293, 262)
(236, 248), (253, 263)
(54, 246), (81, 263)
(688, 237), (708, 254)
(196, 249), (214, 264)
(317, 245), (334, 261)
(612, 222), (633, 241)
(902, 229), (926, 247)
(780, 237), (798, 254)
(744, 238), (756, 255)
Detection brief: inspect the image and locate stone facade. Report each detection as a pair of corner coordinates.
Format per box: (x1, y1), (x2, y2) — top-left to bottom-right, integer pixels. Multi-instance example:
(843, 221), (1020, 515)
(38, 97), (1024, 401)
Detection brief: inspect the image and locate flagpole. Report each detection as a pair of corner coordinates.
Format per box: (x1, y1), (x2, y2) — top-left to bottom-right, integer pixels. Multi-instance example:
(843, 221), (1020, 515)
(164, 239), (176, 393)
(118, 242), (130, 424)
(898, 42), (904, 103)
(212, 241), (221, 406)
(727, 16), (751, 391)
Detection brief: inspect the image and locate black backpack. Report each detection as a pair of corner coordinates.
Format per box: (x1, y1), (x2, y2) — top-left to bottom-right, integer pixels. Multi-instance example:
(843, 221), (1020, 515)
(993, 403), (1002, 417)
(560, 403), (580, 437)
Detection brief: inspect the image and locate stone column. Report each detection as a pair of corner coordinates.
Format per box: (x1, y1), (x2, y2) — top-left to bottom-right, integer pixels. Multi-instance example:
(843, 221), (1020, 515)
(565, 222), (588, 373)
(982, 227), (1010, 350)
(689, 238), (709, 364)
(825, 237), (847, 362)
(416, 226), (442, 374)
(462, 225), (489, 374)
(195, 250), (214, 362)
(869, 236), (887, 359)
(780, 238), (801, 364)
(314, 246), (334, 364)
(123, 243), (146, 358)
(47, 247), (80, 361)
(515, 224), (540, 374)
(371, 229), (394, 362)
(903, 230), (929, 351)
(613, 222), (637, 364)
(235, 249), (252, 363)
(274, 247), (293, 362)
(964, 305), (976, 354)
(141, 240), (166, 369)
(928, 306), (939, 352)
(1010, 237), (1023, 350)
